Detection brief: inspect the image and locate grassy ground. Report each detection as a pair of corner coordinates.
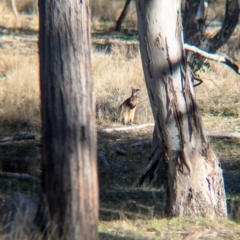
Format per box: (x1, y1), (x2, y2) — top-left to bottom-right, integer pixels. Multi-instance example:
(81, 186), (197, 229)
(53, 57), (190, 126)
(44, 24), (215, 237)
(0, 0), (240, 239)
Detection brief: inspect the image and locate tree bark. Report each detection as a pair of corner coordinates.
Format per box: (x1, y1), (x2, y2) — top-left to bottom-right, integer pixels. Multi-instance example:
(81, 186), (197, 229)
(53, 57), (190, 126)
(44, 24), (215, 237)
(136, 0), (226, 218)
(37, 1), (98, 239)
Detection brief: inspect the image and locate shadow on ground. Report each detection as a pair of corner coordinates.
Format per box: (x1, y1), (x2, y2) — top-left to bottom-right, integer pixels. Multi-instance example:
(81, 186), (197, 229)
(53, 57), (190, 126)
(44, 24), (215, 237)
(0, 128), (240, 223)
(99, 232), (135, 240)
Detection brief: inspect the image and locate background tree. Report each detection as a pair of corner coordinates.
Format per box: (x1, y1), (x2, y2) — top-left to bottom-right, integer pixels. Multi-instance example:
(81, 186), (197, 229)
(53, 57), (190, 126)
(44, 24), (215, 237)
(36, 0), (98, 238)
(10, 0), (18, 18)
(135, 0), (239, 218)
(115, 0), (132, 31)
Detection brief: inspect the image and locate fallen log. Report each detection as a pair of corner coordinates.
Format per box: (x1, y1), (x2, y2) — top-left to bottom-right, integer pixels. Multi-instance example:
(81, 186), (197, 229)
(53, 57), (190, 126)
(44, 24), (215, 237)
(0, 133), (35, 143)
(0, 172), (40, 183)
(208, 132), (240, 139)
(100, 123), (240, 139)
(115, 146), (127, 155)
(98, 151), (110, 167)
(100, 123), (154, 133)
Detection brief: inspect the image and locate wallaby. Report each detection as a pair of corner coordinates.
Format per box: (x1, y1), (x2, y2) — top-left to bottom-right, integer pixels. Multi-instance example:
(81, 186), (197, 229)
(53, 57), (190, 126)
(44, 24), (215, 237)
(119, 87), (140, 124)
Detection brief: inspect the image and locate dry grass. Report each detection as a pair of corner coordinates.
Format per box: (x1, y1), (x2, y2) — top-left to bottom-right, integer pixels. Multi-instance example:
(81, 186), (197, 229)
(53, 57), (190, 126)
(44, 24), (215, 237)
(0, 0), (137, 32)
(2, 0), (37, 14)
(0, 0), (235, 131)
(0, 1), (240, 239)
(93, 47), (153, 126)
(91, 0), (137, 30)
(0, 41), (239, 132)
(196, 62), (240, 117)
(99, 217), (240, 239)
(195, 60), (240, 132)
(0, 0), (38, 32)
(0, 49), (40, 129)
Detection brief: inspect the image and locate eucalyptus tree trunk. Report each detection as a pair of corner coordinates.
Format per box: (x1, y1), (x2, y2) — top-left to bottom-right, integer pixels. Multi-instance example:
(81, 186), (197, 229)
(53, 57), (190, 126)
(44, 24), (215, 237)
(136, 0), (227, 218)
(37, 0), (98, 239)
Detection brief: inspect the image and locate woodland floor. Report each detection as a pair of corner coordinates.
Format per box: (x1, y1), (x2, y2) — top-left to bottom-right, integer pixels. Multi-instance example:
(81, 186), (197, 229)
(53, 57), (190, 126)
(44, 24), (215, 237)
(0, 28), (240, 239)
(0, 125), (240, 239)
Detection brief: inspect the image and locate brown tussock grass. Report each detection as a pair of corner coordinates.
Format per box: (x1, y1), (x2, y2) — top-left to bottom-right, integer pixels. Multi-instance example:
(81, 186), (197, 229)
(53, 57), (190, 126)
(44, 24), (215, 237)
(0, 0), (38, 32)
(0, 0), (238, 132)
(0, 44), (239, 132)
(93, 47), (153, 126)
(196, 60), (240, 131)
(91, 0), (137, 30)
(0, 50), (40, 129)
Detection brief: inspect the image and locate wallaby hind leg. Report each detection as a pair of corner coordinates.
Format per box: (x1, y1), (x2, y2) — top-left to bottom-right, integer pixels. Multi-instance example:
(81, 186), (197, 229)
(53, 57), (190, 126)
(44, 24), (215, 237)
(128, 108), (136, 124)
(122, 113), (129, 125)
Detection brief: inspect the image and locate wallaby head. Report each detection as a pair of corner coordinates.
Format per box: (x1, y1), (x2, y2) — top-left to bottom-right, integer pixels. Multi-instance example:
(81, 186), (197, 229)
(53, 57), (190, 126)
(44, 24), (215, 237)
(131, 87), (140, 96)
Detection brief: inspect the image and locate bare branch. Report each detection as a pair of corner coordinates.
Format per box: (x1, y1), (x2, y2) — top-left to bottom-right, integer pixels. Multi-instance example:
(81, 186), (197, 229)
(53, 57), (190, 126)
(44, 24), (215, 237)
(184, 43), (240, 75)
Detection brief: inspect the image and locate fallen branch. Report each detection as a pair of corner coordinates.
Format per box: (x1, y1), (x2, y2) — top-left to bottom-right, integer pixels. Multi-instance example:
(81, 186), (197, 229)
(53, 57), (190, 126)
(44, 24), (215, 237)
(133, 131), (166, 188)
(184, 43), (240, 75)
(132, 149), (161, 187)
(98, 151), (110, 167)
(0, 172), (40, 183)
(208, 131), (240, 139)
(0, 134), (35, 143)
(115, 146), (127, 155)
(100, 123), (240, 139)
(100, 123), (154, 133)
(0, 157), (39, 162)
(131, 140), (152, 148)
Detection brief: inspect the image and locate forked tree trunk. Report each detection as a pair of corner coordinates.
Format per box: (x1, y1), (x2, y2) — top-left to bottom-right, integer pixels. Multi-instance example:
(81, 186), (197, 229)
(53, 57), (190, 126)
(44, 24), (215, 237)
(136, 0), (227, 218)
(37, 0), (98, 239)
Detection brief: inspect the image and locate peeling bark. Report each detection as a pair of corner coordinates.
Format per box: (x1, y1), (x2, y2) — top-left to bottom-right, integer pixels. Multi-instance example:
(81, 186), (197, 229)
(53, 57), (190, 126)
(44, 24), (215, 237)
(136, 0), (226, 219)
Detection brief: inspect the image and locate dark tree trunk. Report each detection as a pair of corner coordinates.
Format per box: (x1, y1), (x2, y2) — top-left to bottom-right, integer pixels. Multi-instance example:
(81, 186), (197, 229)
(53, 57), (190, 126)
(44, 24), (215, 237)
(115, 0), (132, 31)
(136, 0), (227, 219)
(36, 0), (98, 239)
